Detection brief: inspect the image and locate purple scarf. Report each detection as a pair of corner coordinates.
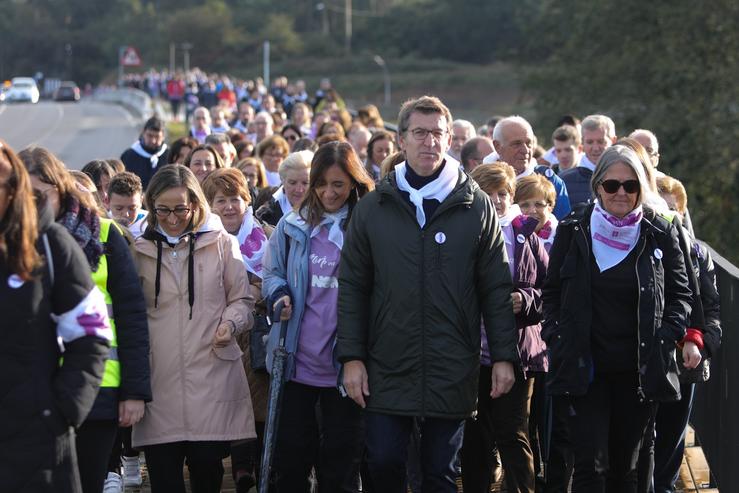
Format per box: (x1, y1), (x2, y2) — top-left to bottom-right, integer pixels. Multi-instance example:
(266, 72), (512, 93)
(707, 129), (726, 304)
(57, 193), (104, 270)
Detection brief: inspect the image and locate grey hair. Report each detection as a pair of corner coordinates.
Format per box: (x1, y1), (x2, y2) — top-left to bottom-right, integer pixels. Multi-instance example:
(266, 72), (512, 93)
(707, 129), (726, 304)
(492, 116), (534, 143)
(254, 111), (274, 124)
(629, 129), (659, 153)
(279, 150), (313, 181)
(452, 119), (476, 138)
(192, 106), (211, 124)
(581, 114), (616, 139)
(204, 133), (231, 145)
(590, 145), (650, 206)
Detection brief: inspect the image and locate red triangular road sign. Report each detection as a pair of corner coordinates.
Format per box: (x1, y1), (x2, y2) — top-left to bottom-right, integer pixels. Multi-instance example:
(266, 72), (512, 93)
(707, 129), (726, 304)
(121, 46), (142, 67)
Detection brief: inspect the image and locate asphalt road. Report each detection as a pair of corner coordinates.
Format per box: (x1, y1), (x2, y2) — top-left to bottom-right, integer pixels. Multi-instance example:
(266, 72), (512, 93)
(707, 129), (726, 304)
(0, 99), (140, 170)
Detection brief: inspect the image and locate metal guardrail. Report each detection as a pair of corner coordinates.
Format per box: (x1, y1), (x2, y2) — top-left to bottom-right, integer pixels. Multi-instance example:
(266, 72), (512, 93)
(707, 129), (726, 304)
(690, 242), (739, 491)
(93, 87), (154, 120)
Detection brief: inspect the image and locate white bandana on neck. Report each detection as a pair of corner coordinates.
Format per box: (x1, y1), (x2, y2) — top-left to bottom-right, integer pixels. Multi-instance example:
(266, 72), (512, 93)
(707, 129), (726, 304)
(131, 141), (168, 169)
(590, 201), (642, 272)
(272, 186), (293, 216)
(394, 158), (459, 228)
(310, 205), (349, 250)
(516, 160), (537, 179)
(236, 207), (268, 278)
(579, 154), (597, 172)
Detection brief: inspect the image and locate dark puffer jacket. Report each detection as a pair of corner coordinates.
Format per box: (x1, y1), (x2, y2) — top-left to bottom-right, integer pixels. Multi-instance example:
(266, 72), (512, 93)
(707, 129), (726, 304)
(0, 204), (110, 490)
(542, 204), (692, 402)
(337, 170), (519, 420)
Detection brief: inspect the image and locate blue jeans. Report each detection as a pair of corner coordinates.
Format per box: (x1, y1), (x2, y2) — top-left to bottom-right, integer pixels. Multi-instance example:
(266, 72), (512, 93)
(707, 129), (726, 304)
(364, 411), (465, 493)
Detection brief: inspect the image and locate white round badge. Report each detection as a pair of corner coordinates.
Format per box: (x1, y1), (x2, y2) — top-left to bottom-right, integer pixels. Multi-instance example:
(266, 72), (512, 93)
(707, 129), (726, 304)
(545, 168), (554, 177)
(7, 274), (25, 289)
(435, 232), (447, 244)
(517, 234), (526, 244)
(654, 248), (663, 260)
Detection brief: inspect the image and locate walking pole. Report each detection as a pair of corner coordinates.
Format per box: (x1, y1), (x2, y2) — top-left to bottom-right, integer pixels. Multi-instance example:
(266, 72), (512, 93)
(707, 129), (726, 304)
(259, 300), (287, 493)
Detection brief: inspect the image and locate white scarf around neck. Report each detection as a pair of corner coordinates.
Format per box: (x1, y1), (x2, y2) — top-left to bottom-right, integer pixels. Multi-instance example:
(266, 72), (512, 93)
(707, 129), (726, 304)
(131, 140), (168, 169)
(310, 205), (349, 250)
(272, 186), (293, 216)
(394, 158), (459, 228)
(590, 201), (643, 272)
(236, 207), (268, 277)
(579, 154), (597, 172)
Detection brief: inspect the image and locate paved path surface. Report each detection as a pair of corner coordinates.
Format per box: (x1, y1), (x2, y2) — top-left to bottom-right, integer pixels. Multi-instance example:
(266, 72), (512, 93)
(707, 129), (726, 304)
(0, 99), (140, 169)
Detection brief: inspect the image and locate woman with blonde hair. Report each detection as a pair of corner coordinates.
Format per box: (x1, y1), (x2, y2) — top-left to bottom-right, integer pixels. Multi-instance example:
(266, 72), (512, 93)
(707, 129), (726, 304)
(255, 150), (312, 227)
(132, 164), (255, 492)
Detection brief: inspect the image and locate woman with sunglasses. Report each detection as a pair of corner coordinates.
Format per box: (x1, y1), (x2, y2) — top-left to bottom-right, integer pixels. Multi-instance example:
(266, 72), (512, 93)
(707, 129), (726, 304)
(131, 164), (256, 492)
(281, 124), (303, 152)
(542, 145), (696, 492)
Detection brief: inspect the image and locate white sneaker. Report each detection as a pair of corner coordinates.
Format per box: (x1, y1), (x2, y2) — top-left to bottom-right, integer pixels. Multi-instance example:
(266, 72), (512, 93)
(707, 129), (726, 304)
(102, 472), (124, 493)
(121, 456), (143, 487)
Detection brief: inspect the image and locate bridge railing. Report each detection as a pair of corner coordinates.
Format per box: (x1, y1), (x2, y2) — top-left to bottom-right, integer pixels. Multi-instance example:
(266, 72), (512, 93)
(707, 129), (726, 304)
(690, 242), (739, 490)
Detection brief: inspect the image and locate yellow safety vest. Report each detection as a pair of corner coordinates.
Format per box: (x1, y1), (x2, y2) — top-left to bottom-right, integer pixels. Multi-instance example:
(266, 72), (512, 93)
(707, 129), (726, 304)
(91, 218), (121, 388)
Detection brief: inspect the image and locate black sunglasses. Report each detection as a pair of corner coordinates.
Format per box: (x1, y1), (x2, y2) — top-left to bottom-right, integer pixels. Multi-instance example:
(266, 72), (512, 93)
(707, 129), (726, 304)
(600, 179), (639, 194)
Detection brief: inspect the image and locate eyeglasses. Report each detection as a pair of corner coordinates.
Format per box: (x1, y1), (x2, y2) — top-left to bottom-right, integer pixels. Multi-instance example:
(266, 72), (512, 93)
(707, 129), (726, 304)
(600, 179), (640, 194)
(154, 206), (191, 218)
(408, 127), (447, 142)
(519, 201), (550, 210)
(284, 134), (299, 141)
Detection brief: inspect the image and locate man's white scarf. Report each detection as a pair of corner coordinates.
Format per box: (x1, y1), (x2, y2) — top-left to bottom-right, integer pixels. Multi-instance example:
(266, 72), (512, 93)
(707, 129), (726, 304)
(131, 140), (167, 169)
(394, 158), (459, 228)
(579, 154), (597, 172)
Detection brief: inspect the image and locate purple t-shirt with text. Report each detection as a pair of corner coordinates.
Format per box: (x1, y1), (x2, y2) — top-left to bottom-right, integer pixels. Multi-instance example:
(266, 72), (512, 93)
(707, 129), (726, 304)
(293, 226), (341, 387)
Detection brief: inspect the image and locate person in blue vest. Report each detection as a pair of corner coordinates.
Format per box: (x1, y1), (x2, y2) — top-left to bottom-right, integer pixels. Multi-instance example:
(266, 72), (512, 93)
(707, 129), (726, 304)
(559, 114), (618, 206)
(484, 116), (571, 220)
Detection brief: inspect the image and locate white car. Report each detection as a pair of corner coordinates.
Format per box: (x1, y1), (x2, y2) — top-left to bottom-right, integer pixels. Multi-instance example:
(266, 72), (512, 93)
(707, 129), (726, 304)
(5, 77), (40, 103)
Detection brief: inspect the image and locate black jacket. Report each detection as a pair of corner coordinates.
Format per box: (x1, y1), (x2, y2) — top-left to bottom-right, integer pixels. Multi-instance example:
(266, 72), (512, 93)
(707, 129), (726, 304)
(120, 144), (168, 191)
(255, 197), (284, 227)
(0, 205), (109, 489)
(542, 204), (692, 402)
(86, 223), (152, 421)
(337, 170), (518, 419)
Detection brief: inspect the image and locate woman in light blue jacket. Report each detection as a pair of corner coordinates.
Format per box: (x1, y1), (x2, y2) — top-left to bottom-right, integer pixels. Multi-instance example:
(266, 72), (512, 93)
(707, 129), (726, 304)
(262, 142), (374, 492)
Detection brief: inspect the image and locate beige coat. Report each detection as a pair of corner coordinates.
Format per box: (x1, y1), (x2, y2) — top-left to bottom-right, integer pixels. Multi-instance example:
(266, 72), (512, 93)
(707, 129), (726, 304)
(132, 222), (256, 447)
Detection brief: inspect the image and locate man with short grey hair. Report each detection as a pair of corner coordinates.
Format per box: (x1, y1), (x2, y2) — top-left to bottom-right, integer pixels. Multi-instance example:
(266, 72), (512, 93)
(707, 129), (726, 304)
(449, 119), (476, 161)
(560, 114), (617, 206)
(629, 128), (661, 172)
(485, 116), (571, 219)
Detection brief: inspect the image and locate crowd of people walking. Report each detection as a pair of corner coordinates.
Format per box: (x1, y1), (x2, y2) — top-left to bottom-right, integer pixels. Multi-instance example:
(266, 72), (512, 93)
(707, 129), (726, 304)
(0, 72), (722, 493)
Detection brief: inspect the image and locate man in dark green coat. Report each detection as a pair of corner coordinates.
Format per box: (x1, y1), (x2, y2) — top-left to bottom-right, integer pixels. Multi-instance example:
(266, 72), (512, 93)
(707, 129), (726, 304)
(337, 95), (519, 491)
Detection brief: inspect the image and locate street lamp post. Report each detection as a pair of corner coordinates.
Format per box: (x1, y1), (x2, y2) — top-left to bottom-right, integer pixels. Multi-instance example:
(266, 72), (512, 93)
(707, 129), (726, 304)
(181, 43), (193, 73)
(373, 55), (391, 106)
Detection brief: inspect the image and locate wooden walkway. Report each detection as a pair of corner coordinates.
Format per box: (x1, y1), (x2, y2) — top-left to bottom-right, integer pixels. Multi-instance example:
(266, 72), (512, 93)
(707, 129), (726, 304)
(133, 426), (716, 492)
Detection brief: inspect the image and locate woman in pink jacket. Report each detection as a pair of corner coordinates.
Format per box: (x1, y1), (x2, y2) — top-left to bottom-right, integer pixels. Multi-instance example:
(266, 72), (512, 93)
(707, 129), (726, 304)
(132, 164), (255, 493)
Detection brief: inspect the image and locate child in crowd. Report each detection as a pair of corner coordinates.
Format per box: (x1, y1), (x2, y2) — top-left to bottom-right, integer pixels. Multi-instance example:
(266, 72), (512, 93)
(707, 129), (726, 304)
(515, 174), (558, 252)
(105, 171), (148, 239)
